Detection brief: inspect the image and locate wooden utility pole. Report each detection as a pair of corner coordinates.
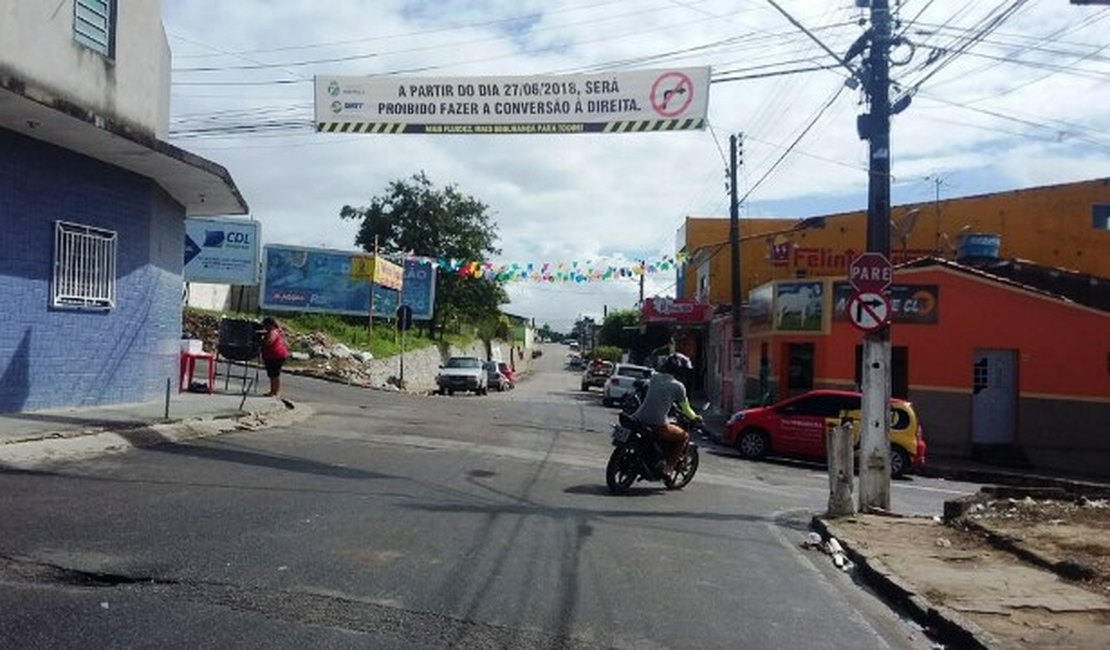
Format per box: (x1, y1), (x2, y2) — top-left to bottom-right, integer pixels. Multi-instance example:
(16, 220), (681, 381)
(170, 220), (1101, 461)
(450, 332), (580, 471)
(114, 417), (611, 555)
(729, 133), (746, 413)
(368, 234), (379, 338)
(638, 260), (645, 306)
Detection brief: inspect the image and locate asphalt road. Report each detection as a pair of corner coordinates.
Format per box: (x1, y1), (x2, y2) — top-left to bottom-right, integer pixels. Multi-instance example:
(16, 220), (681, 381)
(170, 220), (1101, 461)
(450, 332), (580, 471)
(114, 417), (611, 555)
(0, 344), (982, 648)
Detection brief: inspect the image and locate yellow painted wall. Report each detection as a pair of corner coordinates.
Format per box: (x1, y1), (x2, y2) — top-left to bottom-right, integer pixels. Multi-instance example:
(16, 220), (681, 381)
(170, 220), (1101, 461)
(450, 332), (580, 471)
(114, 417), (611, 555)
(679, 178), (1110, 304)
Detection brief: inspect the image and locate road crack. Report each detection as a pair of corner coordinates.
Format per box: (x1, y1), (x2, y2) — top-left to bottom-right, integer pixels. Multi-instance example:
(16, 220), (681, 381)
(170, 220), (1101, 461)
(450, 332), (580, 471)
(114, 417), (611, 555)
(0, 554), (597, 649)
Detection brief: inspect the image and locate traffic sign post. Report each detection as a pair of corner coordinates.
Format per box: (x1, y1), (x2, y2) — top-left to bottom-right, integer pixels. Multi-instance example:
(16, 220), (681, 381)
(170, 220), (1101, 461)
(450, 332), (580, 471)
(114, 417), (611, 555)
(847, 291), (891, 332)
(397, 305), (413, 388)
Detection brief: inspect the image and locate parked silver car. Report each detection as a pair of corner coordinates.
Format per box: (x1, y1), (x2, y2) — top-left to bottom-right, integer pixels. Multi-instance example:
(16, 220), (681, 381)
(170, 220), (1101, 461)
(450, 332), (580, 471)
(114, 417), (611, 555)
(602, 363), (654, 407)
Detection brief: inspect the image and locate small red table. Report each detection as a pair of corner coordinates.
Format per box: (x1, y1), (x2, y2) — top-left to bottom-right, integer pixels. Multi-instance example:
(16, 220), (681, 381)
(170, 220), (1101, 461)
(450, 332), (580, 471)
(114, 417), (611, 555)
(179, 351), (216, 394)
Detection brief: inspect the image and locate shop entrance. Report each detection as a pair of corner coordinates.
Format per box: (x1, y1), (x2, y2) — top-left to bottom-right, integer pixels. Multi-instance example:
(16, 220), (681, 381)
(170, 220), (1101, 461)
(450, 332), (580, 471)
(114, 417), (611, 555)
(971, 349), (1018, 445)
(784, 342), (814, 398)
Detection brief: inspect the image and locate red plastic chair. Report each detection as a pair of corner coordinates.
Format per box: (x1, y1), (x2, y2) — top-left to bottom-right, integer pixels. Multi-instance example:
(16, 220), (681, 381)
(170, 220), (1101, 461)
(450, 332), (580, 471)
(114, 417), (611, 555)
(179, 352), (216, 394)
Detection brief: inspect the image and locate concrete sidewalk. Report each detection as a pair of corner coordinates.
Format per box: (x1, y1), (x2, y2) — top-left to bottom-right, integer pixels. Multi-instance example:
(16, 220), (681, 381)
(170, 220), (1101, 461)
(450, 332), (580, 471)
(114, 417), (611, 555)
(0, 386), (304, 467)
(813, 511), (1110, 649)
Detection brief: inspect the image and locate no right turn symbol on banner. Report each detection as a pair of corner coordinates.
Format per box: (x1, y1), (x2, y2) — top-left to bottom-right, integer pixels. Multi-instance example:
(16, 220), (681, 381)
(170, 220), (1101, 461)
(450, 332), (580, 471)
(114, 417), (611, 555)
(847, 291), (891, 332)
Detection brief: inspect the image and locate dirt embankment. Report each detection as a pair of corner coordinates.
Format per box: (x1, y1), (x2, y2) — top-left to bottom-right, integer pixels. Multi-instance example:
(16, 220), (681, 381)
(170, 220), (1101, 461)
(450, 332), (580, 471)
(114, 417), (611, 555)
(183, 311), (376, 380)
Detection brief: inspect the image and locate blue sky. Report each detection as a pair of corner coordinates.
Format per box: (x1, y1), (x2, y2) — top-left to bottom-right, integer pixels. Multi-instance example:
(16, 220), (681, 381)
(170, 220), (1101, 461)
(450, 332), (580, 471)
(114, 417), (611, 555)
(163, 0), (1110, 330)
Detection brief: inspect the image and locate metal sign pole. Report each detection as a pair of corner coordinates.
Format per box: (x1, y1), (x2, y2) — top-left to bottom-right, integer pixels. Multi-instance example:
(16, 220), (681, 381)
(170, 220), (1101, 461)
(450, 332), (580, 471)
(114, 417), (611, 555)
(368, 235), (379, 339)
(400, 324), (406, 388)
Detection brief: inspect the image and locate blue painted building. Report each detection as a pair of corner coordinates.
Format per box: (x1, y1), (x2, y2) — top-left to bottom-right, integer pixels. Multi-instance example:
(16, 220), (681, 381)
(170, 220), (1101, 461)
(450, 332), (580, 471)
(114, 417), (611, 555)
(0, 1), (247, 412)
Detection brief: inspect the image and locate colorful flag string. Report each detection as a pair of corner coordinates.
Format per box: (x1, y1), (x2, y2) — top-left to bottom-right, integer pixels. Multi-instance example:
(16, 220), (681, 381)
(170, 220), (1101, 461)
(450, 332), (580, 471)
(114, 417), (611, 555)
(430, 252), (689, 283)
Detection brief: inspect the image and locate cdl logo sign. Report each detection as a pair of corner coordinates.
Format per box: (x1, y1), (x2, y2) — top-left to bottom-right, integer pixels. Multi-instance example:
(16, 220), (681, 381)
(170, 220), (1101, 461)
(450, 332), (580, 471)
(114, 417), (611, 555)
(203, 230), (251, 247)
(185, 217), (261, 285)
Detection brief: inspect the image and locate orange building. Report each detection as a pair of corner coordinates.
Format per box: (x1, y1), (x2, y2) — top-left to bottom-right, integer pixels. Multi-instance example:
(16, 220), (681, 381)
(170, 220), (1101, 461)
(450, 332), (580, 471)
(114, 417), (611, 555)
(674, 177), (1110, 476)
(697, 259), (1110, 477)
(676, 177), (1110, 303)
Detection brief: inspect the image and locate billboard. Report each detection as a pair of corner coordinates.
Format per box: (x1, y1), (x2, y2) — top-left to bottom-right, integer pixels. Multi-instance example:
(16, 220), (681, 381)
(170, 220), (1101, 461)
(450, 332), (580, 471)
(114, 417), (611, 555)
(315, 68), (710, 135)
(260, 245), (436, 319)
(184, 217), (260, 285)
(832, 283), (939, 324)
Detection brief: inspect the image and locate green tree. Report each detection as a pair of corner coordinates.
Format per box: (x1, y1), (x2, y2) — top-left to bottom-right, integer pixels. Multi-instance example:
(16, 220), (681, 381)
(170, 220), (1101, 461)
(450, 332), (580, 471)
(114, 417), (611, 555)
(538, 323), (558, 342)
(340, 172), (505, 337)
(598, 310), (642, 350)
(598, 309), (671, 359)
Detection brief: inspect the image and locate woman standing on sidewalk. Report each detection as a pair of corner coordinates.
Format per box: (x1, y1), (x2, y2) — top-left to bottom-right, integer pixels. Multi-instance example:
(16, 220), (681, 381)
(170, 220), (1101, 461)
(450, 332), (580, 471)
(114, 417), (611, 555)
(260, 317), (289, 397)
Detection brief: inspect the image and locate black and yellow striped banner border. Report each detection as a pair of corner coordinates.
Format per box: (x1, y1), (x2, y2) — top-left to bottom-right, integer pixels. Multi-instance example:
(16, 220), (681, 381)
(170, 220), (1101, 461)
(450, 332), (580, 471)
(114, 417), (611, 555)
(602, 119), (705, 132)
(318, 122), (406, 133)
(316, 119), (706, 134)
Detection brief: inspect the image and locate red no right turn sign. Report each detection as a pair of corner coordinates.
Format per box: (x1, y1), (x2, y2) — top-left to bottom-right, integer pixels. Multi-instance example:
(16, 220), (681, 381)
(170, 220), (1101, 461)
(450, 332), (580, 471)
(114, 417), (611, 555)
(847, 291), (891, 332)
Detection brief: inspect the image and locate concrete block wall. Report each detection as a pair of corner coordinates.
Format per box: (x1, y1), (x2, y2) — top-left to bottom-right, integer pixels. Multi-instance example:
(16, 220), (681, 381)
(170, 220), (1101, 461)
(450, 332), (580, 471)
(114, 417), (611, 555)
(0, 128), (185, 412)
(355, 339), (536, 393)
(363, 341), (488, 392)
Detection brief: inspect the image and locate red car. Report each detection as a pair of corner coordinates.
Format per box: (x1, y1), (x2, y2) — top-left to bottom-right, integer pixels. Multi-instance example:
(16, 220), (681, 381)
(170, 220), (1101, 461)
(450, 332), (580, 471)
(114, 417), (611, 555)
(497, 362), (516, 388)
(722, 389), (925, 478)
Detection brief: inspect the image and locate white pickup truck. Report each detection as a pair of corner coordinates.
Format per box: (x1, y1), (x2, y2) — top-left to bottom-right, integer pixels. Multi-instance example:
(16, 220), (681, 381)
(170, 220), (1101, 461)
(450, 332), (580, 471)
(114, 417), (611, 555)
(436, 356), (488, 395)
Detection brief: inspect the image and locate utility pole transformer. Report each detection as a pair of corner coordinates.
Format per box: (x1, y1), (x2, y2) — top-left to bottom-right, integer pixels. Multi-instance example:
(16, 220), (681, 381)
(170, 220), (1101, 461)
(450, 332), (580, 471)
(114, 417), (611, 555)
(729, 133), (746, 413)
(859, 0), (893, 511)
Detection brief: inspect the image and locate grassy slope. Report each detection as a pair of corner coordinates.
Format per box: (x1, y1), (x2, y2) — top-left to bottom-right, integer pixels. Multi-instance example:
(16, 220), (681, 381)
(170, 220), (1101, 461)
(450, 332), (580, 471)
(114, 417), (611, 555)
(186, 308), (473, 359)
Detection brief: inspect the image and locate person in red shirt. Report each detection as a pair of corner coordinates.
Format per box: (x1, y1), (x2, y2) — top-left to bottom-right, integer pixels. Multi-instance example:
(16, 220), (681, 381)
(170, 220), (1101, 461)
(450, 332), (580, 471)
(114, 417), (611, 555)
(260, 317), (289, 397)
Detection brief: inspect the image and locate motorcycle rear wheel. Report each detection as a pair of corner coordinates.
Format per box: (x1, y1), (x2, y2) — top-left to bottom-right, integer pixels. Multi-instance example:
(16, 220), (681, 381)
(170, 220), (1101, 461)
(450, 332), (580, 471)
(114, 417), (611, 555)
(605, 446), (638, 494)
(664, 446), (699, 490)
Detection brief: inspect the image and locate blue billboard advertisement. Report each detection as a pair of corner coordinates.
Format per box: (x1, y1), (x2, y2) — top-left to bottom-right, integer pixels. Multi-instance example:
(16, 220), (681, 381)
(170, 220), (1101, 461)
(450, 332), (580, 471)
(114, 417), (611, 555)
(260, 245), (436, 319)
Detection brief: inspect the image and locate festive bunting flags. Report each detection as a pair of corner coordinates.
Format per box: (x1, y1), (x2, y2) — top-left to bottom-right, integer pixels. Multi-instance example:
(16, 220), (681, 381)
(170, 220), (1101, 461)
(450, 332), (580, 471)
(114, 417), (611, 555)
(427, 252), (689, 283)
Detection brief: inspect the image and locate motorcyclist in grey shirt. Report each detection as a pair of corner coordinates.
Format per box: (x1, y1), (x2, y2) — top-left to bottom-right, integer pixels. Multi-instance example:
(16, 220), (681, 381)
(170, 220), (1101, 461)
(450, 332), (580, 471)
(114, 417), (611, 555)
(633, 353), (700, 475)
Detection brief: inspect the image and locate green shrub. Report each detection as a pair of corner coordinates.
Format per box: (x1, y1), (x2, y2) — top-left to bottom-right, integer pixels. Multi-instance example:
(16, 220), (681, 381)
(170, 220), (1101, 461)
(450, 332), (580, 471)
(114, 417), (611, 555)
(592, 345), (624, 363)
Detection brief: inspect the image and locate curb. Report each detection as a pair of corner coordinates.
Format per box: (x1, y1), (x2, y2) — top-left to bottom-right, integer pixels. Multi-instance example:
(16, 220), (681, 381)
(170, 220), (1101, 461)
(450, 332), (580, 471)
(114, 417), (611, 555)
(811, 516), (1001, 650)
(919, 464), (1110, 494)
(955, 517), (1099, 582)
(0, 401), (312, 468)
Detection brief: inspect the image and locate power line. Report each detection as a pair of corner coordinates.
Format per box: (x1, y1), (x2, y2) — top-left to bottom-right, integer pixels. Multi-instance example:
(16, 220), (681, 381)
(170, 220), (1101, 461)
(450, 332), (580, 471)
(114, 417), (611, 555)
(739, 83), (847, 204)
(901, 0), (1033, 94)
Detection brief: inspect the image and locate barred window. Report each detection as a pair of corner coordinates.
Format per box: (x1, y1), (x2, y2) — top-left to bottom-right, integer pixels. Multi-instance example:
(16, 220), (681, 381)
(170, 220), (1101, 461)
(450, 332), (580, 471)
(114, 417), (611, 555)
(53, 221), (117, 310)
(74, 0), (116, 58)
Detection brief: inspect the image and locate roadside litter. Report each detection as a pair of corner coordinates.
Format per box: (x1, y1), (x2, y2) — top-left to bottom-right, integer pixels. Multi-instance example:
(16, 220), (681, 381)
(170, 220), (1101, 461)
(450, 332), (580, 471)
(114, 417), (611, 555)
(801, 532), (854, 571)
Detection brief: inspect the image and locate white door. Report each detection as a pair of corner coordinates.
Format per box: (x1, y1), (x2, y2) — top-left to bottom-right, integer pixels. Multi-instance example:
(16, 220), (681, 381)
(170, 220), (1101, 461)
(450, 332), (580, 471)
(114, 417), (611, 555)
(971, 349), (1017, 444)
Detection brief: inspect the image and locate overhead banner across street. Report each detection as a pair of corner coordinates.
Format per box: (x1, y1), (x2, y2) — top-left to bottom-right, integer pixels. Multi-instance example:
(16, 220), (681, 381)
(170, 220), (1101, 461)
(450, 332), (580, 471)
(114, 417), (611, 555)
(315, 68), (710, 135)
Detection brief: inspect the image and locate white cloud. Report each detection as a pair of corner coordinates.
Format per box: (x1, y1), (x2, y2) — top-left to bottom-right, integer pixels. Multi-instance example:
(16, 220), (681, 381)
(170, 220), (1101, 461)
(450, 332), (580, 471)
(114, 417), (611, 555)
(164, 1), (1110, 331)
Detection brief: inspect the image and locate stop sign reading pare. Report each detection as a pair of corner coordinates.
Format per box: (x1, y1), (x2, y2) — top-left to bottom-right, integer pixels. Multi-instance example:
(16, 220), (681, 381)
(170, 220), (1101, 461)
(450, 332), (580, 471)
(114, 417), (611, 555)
(849, 252), (893, 293)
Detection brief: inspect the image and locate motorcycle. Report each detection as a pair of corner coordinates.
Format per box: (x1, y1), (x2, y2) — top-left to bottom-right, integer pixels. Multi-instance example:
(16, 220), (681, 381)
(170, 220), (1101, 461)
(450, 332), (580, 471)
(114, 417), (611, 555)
(605, 409), (702, 494)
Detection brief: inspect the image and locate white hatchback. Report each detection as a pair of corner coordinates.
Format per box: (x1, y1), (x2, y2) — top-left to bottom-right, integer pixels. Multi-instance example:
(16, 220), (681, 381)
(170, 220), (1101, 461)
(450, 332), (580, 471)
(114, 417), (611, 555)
(602, 364), (654, 407)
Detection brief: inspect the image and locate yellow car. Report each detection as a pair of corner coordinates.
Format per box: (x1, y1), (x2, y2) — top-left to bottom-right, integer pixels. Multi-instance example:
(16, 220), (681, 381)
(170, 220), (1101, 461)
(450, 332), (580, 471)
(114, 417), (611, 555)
(832, 399), (925, 478)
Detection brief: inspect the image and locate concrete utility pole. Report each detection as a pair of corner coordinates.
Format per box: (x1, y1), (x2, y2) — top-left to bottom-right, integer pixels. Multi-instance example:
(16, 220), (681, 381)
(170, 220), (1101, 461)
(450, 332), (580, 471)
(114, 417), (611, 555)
(729, 133), (746, 413)
(859, 0), (893, 511)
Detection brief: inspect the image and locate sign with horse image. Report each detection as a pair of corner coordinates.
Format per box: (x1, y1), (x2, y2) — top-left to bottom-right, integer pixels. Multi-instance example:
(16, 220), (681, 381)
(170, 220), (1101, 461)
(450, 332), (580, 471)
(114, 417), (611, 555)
(774, 281), (826, 333)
